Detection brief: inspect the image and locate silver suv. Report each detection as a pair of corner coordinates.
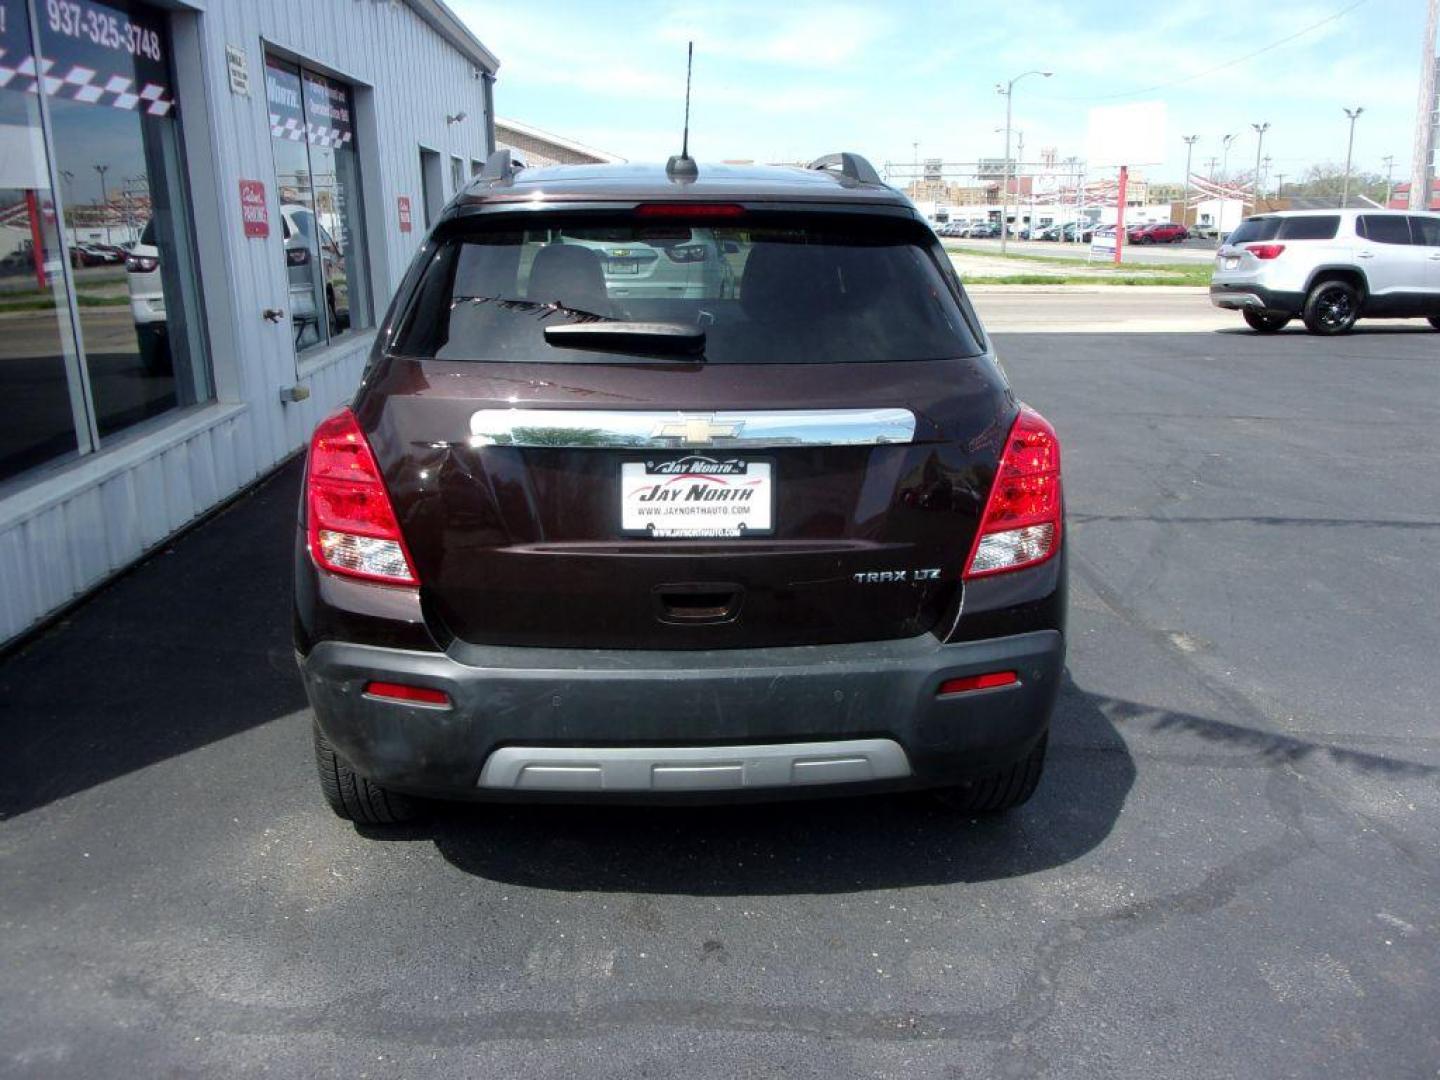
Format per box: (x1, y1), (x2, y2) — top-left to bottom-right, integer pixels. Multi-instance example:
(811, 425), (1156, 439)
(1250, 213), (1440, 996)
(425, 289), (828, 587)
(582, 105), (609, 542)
(1210, 209), (1440, 334)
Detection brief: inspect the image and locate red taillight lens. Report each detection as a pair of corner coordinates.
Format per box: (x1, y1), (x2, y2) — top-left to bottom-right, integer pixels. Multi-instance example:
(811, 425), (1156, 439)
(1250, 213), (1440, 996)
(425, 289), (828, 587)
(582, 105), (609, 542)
(938, 671), (1019, 695)
(125, 254), (158, 273)
(635, 203), (745, 219)
(1245, 243), (1286, 259)
(963, 405), (1062, 579)
(364, 681), (450, 707)
(306, 408), (418, 586)
(286, 246), (311, 266)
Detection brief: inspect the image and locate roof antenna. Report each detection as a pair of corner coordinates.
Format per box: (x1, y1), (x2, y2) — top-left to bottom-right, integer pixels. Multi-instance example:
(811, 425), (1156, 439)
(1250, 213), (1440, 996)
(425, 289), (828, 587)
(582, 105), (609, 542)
(666, 42), (699, 181)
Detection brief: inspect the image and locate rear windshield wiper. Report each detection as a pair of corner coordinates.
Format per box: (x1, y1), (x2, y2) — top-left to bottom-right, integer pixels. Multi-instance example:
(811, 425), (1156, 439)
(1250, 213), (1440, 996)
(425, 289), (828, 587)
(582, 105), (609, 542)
(450, 295), (704, 357)
(542, 321), (705, 357)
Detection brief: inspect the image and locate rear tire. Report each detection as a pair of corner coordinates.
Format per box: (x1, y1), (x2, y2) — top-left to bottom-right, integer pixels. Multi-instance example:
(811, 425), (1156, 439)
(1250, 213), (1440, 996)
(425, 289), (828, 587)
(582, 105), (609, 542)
(934, 731), (1048, 814)
(1243, 309), (1292, 333)
(1302, 279), (1360, 335)
(313, 722), (425, 825)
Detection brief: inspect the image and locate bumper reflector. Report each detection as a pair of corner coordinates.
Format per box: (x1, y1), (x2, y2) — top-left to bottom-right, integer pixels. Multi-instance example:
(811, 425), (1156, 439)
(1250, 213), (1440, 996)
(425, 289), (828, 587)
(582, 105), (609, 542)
(937, 671), (1019, 696)
(364, 681), (451, 707)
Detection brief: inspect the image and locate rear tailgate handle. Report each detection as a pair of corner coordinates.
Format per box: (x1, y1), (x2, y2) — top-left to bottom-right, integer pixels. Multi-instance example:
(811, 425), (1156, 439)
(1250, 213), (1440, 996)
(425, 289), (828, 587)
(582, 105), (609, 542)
(654, 583), (743, 625)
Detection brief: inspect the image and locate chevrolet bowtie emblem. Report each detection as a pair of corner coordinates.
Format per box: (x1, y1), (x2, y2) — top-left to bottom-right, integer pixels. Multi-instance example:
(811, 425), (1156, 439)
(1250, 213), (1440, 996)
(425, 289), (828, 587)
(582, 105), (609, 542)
(652, 415), (743, 445)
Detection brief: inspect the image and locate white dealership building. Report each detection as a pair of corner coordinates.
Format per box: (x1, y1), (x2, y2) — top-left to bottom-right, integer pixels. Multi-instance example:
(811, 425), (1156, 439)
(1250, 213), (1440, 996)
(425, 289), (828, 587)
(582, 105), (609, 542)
(0, 0), (498, 644)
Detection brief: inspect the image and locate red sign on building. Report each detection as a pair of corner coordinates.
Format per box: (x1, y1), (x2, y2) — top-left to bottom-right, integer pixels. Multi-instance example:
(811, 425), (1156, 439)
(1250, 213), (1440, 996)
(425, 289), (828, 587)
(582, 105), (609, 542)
(398, 196), (413, 233)
(238, 180), (269, 238)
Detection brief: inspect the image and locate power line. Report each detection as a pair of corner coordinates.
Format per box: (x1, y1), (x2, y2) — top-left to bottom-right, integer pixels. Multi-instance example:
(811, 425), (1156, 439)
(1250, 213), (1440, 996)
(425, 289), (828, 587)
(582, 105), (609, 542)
(1038, 0), (1368, 103)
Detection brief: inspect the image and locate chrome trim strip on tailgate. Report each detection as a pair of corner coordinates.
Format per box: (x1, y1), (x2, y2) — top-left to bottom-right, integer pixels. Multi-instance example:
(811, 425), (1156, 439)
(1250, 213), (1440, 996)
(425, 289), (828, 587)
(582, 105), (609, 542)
(468, 408), (917, 448)
(477, 739), (913, 792)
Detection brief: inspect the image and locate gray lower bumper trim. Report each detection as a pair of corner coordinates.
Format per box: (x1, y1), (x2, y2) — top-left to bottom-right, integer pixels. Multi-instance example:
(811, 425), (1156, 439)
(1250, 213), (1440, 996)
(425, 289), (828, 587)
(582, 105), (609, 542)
(478, 739), (912, 792)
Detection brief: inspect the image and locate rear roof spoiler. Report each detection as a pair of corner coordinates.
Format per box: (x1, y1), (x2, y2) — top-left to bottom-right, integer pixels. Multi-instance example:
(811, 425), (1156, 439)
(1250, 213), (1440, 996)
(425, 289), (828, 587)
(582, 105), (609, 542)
(807, 152), (884, 186)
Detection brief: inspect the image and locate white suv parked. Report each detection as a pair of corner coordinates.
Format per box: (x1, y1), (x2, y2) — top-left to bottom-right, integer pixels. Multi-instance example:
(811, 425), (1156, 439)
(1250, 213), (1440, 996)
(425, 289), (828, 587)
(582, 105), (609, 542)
(1210, 209), (1440, 334)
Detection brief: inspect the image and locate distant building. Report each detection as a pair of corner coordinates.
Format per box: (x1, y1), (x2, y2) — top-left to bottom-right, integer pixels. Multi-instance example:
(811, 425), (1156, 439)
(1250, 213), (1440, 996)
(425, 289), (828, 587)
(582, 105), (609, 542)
(1388, 181), (1440, 210)
(494, 118), (623, 169)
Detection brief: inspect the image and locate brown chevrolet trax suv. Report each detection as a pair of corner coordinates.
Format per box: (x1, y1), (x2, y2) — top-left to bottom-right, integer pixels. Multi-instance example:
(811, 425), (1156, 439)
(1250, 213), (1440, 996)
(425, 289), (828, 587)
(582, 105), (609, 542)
(295, 151), (1066, 825)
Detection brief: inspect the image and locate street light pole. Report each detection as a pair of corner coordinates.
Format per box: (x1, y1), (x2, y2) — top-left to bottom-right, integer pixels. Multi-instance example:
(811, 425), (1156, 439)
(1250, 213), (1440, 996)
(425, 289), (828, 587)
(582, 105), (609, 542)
(1181, 135), (1199, 229)
(1341, 106), (1364, 208)
(1218, 134), (1237, 245)
(93, 163), (110, 244)
(997, 69), (1051, 255)
(1250, 123), (1270, 212)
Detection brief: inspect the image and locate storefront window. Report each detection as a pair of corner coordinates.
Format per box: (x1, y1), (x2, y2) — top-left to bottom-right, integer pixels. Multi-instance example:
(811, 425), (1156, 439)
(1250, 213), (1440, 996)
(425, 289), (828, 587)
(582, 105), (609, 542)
(265, 55), (371, 358)
(0, 0), (82, 482)
(41, 0), (209, 440)
(0, 0), (207, 483)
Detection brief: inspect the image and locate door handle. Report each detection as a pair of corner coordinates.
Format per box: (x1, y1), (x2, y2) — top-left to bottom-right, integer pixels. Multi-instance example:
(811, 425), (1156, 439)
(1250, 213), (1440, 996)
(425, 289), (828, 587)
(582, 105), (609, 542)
(1355, 251), (1374, 259)
(1429, 253), (1440, 261)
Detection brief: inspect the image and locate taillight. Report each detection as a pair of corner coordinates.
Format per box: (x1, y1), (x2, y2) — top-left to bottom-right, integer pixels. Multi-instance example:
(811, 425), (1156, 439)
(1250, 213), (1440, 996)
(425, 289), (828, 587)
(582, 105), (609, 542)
(665, 243), (708, 263)
(286, 246), (311, 266)
(1245, 243), (1285, 259)
(306, 408), (418, 586)
(963, 405), (1062, 579)
(125, 254), (158, 273)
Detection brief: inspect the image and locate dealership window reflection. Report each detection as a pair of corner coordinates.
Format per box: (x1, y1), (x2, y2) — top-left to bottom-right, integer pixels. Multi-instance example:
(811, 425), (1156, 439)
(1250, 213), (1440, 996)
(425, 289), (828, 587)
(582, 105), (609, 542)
(41, 0), (210, 442)
(265, 56), (371, 358)
(0, 5), (81, 483)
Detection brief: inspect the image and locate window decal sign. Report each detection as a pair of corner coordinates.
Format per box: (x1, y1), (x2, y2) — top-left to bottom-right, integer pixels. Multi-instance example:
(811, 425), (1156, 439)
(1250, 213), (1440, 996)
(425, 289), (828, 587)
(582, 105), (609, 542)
(0, 0), (174, 117)
(301, 70), (352, 149)
(397, 196), (412, 233)
(264, 55), (305, 141)
(266, 56), (353, 149)
(238, 179), (268, 238)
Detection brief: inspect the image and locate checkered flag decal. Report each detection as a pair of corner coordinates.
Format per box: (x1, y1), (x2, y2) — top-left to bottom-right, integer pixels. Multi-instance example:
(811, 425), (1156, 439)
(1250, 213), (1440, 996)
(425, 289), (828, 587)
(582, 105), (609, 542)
(0, 50), (174, 116)
(269, 113), (353, 149)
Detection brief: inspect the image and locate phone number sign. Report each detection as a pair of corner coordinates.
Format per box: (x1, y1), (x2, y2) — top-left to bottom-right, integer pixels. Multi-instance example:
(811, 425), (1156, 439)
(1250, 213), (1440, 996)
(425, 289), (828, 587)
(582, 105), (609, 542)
(0, 0), (175, 117)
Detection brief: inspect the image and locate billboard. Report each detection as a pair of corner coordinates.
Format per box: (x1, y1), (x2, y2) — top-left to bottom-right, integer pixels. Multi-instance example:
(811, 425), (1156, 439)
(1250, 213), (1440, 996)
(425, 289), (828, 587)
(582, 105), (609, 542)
(1085, 103), (1167, 168)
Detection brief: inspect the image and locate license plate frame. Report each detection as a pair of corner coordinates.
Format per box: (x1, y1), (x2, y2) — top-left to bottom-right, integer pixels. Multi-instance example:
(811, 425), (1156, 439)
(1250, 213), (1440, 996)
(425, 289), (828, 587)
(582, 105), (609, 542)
(619, 455), (775, 538)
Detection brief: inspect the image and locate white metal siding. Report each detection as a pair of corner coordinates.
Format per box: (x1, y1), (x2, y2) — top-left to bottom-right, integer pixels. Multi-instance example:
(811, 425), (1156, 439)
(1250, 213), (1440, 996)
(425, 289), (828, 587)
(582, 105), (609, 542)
(0, 0), (494, 645)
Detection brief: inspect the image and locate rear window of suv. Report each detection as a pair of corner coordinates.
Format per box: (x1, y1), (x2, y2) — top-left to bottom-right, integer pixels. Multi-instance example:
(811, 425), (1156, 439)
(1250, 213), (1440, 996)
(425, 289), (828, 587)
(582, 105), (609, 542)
(1228, 215), (1340, 243)
(391, 214), (985, 364)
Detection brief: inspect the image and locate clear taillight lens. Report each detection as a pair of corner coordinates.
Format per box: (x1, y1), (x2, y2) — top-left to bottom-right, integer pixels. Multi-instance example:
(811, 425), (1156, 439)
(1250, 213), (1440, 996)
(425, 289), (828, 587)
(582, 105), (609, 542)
(306, 409), (418, 586)
(964, 405), (1062, 579)
(665, 244), (708, 263)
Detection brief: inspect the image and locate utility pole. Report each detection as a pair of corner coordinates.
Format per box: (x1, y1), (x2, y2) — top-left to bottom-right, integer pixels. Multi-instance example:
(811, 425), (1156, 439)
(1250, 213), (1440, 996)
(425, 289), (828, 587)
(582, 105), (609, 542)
(1342, 107), (1364, 208)
(1409, 0), (1438, 209)
(996, 69), (1051, 255)
(1383, 154), (1396, 206)
(1181, 135), (1199, 228)
(1205, 156), (1219, 177)
(1275, 173), (1287, 203)
(1250, 123), (1270, 212)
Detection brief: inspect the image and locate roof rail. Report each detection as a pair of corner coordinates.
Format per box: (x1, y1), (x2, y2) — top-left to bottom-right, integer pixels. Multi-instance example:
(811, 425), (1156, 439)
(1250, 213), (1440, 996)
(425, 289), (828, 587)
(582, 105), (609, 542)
(478, 148), (525, 184)
(807, 152), (883, 186)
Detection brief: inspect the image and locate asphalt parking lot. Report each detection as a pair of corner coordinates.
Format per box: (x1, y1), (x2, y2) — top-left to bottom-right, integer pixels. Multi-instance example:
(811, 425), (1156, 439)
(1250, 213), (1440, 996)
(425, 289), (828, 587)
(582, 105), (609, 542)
(3, 316), (1438, 1078)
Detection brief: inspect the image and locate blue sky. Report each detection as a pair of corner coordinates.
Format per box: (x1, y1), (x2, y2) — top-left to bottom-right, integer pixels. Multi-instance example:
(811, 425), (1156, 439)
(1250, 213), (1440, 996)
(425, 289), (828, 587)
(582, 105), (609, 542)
(450, 0), (1433, 185)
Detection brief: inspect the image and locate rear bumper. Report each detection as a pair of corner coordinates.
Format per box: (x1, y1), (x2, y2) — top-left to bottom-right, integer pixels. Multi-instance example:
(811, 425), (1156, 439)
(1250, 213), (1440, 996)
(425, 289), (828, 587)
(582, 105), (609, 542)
(300, 629), (1064, 802)
(1209, 282), (1305, 315)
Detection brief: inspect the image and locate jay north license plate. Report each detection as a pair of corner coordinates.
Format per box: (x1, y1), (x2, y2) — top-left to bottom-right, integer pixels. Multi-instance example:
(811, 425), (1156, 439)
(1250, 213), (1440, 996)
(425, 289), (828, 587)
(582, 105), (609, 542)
(620, 456), (773, 538)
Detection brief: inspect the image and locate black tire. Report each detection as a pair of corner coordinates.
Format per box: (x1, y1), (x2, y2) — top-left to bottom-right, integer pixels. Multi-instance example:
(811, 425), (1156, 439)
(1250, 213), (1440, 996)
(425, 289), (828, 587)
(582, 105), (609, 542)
(1243, 309), (1292, 333)
(313, 721), (425, 825)
(1302, 279), (1360, 335)
(934, 731), (1048, 814)
(1428, 316), (1440, 330)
